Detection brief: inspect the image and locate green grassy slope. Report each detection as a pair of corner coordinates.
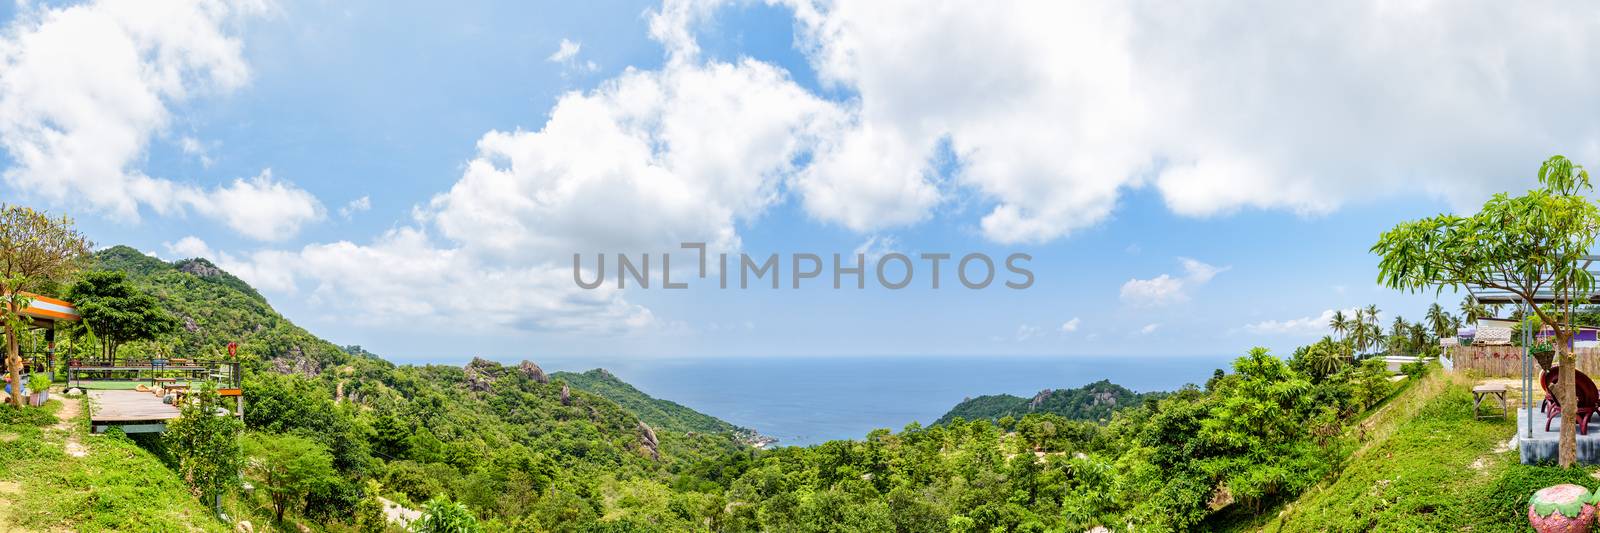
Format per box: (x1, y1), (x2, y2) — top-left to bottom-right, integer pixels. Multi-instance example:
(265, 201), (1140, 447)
(1252, 371), (1593, 532)
(0, 398), (226, 532)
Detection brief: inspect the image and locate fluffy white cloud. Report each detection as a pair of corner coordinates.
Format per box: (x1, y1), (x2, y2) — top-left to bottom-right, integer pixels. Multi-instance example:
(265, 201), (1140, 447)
(1060, 317), (1081, 333)
(164, 235), (215, 259)
(1139, 323), (1160, 335)
(175, 231), (656, 333)
(1121, 257), (1227, 306)
(547, 38), (580, 63)
(424, 56), (843, 260)
(776, 0), (1600, 242)
(1244, 308), (1360, 336)
(188, 170), (325, 241)
(0, 0), (322, 240)
(339, 195), (371, 219)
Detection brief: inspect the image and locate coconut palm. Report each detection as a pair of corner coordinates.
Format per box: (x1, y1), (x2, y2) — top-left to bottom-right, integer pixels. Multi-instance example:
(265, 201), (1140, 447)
(1460, 296), (1488, 322)
(1426, 303), (1453, 340)
(1305, 336), (1352, 376)
(1329, 310), (1350, 339)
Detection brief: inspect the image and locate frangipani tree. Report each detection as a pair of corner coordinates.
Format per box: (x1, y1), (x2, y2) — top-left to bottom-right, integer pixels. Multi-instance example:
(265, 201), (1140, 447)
(1372, 155), (1600, 467)
(0, 205), (91, 408)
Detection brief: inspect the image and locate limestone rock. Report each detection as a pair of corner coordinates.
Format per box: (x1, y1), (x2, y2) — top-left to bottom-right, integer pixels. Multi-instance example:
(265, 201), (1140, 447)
(464, 357), (500, 392)
(519, 360), (549, 384)
(638, 421), (660, 460)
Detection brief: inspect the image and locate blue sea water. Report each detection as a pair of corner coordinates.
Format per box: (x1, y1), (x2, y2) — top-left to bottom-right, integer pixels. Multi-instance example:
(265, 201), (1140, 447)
(540, 355), (1233, 447)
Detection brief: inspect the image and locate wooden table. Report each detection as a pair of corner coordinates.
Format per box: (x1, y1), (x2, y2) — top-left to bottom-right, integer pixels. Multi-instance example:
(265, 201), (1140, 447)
(1474, 384), (1508, 419)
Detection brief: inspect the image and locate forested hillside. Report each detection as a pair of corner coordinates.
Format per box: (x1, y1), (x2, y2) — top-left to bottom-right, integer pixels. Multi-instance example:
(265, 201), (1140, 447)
(53, 245), (1472, 531)
(936, 379), (1165, 425)
(89, 246), (752, 530)
(554, 368), (775, 447)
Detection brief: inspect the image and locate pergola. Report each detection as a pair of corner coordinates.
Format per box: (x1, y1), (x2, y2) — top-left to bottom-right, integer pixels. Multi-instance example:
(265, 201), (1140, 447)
(1463, 255), (1600, 439)
(9, 291), (79, 381)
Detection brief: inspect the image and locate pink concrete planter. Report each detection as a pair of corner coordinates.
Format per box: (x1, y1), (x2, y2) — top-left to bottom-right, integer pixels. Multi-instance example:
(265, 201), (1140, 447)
(1529, 484), (1599, 533)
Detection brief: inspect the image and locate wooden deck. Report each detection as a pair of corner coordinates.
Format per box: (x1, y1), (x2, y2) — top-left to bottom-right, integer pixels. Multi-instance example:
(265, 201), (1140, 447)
(88, 390), (181, 434)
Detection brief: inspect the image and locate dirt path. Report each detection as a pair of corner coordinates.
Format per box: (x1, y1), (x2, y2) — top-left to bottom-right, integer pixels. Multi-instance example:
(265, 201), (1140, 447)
(53, 395), (87, 458)
(378, 497), (421, 527)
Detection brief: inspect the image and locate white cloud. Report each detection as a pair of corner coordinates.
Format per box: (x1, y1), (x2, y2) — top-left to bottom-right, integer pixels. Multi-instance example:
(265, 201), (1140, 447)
(1015, 324), (1042, 341)
(1121, 257), (1227, 306)
(547, 38), (581, 63)
(188, 170), (325, 241)
(1244, 307), (1359, 336)
(1121, 274), (1185, 305)
(0, 0), (321, 241)
(164, 235), (215, 259)
(209, 14), (846, 332)
(1060, 317), (1081, 333)
(1139, 323), (1160, 335)
(424, 56), (844, 260)
(773, 0), (1600, 242)
(339, 195), (371, 219)
(852, 234), (899, 262)
(179, 136), (214, 167)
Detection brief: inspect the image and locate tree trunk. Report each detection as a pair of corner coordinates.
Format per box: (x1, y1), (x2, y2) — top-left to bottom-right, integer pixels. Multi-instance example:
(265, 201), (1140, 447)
(1559, 339), (1579, 467)
(4, 298), (21, 409)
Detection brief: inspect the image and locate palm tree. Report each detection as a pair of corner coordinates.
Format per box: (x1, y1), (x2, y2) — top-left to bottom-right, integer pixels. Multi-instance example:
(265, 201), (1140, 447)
(1329, 310), (1350, 339)
(1460, 296), (1488, 322)
(1409, 323), (1429, 354)
(1389, 316), (1409, 354)
(1426, 303), (1453, 339)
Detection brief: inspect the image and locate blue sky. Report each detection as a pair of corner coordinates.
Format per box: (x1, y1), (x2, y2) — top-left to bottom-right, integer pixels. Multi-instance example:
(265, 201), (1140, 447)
(3, 0), (1596, 362)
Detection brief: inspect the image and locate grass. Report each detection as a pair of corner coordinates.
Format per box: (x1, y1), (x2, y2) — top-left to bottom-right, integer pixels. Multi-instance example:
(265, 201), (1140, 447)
(67, 380), (203, 391)
(1249, 369), (1596, 532)
(0, 395), (226, 532)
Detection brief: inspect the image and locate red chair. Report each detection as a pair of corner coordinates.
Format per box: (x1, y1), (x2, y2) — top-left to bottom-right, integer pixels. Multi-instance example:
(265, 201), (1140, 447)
(1546, 369), (1600, 435)
(1542, 368), (1557, 413)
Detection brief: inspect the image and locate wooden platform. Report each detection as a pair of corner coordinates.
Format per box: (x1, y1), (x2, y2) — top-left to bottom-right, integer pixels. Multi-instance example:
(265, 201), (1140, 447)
(88, 390), (181, 434)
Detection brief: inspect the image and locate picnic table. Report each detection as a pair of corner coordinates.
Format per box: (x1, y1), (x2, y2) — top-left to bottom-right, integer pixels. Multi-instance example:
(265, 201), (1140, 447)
(1474, 384), (1508, 419)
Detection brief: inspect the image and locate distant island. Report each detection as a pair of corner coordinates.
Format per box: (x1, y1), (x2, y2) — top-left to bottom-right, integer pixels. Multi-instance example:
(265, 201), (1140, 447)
(936, 378), (1166, 425)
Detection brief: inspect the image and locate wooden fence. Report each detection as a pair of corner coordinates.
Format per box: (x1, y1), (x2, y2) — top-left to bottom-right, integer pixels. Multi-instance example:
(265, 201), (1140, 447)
(1446, 345), (1600, 377)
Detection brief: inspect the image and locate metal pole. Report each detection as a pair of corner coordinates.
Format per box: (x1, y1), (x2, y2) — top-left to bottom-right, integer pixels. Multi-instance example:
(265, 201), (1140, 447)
(1525, 297), (1533, 439)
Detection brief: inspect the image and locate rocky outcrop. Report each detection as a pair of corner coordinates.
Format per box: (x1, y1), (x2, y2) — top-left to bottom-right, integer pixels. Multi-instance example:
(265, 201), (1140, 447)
(560, 382), (571, 405)
(638, 421), (660, 460)
(1029, 389), (1052, 409)
(183, 316), (200, 333)
(464, 357), (501, 392)
(519, 360), (549, 384)
(178, 259), (224, 278)
(271, 353), (319, 378)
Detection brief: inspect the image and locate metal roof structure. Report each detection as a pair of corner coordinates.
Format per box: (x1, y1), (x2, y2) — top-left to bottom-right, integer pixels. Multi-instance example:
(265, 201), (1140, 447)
(1463, 255), (1600, 305)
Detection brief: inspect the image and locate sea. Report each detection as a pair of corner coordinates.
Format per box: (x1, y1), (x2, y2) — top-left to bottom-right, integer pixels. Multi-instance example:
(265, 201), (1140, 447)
(538, 355), (1234, 447)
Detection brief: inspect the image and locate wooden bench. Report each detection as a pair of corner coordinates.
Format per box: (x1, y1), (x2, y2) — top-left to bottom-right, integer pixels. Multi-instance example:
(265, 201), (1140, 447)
(1473, 384), (1508, 419)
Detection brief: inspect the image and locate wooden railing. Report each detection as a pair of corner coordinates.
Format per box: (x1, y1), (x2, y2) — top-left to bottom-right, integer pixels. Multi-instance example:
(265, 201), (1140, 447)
(1446, 345), (1600, 377)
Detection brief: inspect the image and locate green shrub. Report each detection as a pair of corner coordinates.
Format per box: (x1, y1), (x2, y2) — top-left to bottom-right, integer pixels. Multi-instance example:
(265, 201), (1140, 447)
(1471, 465), (1597, 526)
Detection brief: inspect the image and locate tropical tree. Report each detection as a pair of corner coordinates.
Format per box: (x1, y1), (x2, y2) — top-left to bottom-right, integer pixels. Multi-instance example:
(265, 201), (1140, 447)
(0, 205), (92, 408)
(1388, 317), (1409, 354)
(165, 384), (243, 513)
(1301, 336), (1352, 377)
(244, 433), (337, 523)
(412, 496), (484, 533)
(1329, 310), (1350, 339)
(1460, 296), (1489, 322)
(1426, 303), (1453, 340)
(66, 271), (178, 360)
(1373, 155), (1600, 467)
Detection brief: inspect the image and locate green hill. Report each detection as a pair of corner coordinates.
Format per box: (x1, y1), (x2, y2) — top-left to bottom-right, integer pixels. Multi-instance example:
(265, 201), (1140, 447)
(935, 379), (1164, 425)
(77, 245), (747, 530)
(1237, 371), (1586, 532)
(554, 368), (775, 446)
